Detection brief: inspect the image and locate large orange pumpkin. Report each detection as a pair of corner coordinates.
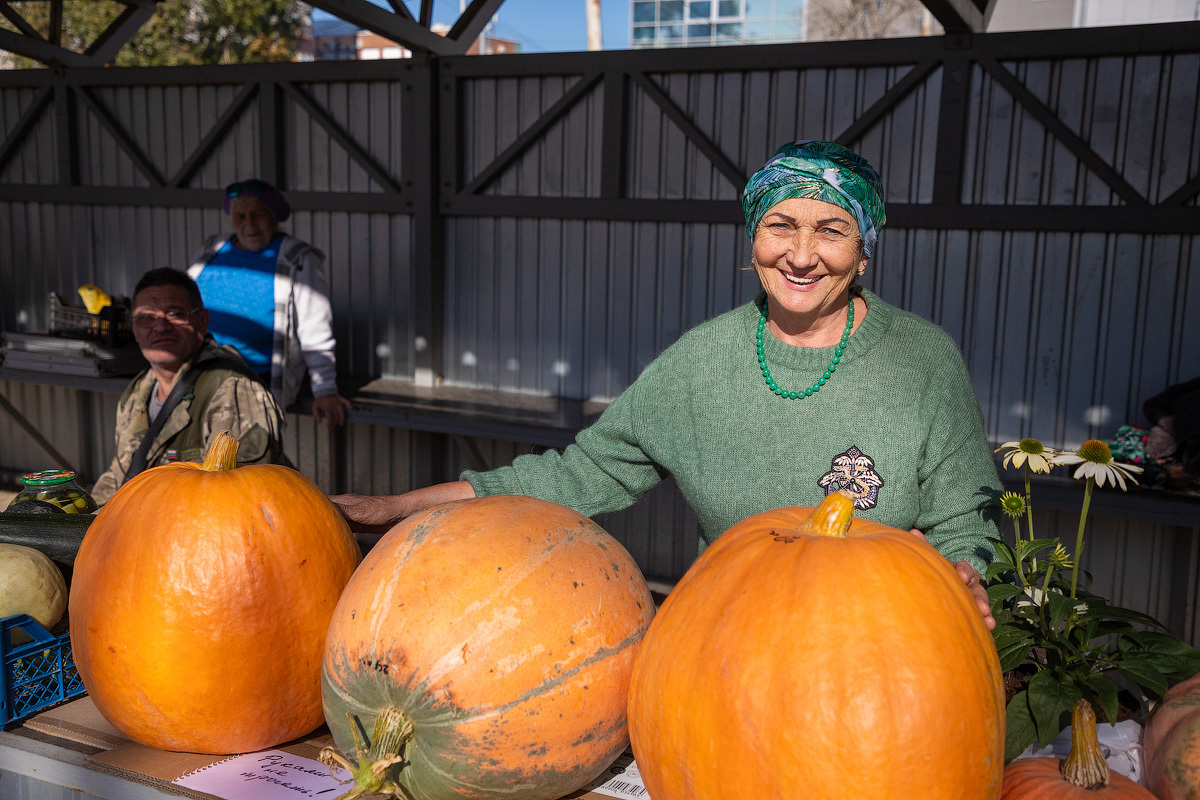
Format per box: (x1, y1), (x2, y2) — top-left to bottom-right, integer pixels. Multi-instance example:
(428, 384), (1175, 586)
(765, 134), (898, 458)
(1002, 699), (1155, 799)
(1142, 671), (1200, 799)
(70, 431), (360, 754)
(627, 490), (1005, 800)
(319, 495), (655, 800)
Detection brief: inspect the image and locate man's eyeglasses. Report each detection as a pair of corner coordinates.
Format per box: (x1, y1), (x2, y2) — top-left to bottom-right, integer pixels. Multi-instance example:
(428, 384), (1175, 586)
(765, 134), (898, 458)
(133, 309), (199, 329)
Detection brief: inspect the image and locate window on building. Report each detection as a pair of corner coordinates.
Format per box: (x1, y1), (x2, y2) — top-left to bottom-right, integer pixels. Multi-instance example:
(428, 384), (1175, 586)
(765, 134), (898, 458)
(382, 46), (402, 58)
(633, 1), (656, 22)
(632, 24), (656, 41)
(690, 0), (711, 18)
(715, 21), (743, 38)
(359, 48), (380, 59)
(660, 1), (685, 21)
(688, 22), (714, 37)
(660, 23), (684, 37)
(718, 0), (741, 17)
(744, 19), (772, 37)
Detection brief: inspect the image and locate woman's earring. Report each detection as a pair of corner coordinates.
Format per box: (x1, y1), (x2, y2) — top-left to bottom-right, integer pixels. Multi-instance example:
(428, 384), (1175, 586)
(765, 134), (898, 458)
(857, 265), (866, 277)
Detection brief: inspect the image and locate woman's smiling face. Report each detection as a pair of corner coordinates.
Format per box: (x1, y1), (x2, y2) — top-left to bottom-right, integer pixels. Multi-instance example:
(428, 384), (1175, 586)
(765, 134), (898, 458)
(752, 196), (866, 332)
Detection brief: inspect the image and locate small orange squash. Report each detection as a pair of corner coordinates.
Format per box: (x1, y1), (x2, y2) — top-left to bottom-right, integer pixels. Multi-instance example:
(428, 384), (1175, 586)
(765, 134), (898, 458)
(627, 491), (1005, 800)
(1142, 671), (1200, 799)
(69, 431), (360, 754)
(319, 495), (655, 800)
(1002, 699), (1155, 799)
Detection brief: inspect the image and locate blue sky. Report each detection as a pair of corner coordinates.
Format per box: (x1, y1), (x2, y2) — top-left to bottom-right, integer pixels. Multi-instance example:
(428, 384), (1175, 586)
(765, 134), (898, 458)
(313, 0), (632, 52)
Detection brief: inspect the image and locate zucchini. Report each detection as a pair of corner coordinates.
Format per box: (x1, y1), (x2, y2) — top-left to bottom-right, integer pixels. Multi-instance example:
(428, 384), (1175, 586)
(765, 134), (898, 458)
(0, 511), (93, 567)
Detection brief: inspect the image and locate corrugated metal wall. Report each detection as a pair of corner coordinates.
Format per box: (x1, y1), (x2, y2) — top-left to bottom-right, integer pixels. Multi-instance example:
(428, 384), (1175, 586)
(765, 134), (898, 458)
(2, 27), (1199, 614)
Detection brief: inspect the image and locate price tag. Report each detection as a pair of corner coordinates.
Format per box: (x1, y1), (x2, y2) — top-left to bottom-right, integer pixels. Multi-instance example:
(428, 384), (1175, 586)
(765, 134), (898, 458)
(587, 750), (650, 798)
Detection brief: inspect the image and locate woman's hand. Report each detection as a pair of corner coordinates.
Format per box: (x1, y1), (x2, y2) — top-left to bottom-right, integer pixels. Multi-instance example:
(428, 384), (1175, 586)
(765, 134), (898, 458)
(910, 528), (996, 631)
(312, 395), (352, 428)
(328, 493), (405, 534)
(329, 481), (476, 534)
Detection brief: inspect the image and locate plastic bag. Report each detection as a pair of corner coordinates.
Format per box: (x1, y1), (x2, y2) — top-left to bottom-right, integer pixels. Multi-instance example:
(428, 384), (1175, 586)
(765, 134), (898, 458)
(1015, 719), (1145, 787)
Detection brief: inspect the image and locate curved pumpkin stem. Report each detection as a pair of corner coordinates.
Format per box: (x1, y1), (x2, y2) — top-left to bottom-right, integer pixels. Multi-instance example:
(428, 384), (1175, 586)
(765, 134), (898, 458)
(798, 490), (855, 538)
(200, 430), (240, 472)
(1061, 698), (1110, 789)
(318, 708), (416, 800)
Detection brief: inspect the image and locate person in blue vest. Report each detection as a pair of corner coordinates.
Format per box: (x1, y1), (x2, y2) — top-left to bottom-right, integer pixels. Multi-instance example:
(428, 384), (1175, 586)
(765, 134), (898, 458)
(187, 179), (351, 427)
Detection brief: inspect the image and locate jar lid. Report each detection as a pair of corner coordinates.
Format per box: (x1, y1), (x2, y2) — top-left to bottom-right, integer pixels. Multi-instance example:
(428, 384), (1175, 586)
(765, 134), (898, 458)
(20, 469), (77, 486)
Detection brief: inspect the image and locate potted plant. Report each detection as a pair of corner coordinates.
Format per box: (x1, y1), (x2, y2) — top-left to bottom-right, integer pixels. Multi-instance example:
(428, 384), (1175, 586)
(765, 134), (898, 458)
(987, 438), (1200, 763)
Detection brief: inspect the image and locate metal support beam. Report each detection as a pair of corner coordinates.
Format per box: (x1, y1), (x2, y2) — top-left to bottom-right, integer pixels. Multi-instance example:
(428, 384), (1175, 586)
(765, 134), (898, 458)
(53, 83), (77, 187)
(258, 81), (284, 188)
(85, 0), (158, 64)
(305, 0), (456, 55)
(447, 0), (506, 52)
(406, 59), (443, 387)
(931, 52), (972, 204)
(0, 389), (78, 475)
(458, 72), (602, 196)
(0, 0), (158, 67)
(279, 81), (403, 194)
(0, 27), (95, 67)
(0, 2), (43, 40)
(835, 58), (941, 145)
(977, 55), (1148, 206)
(76, 85), (165, 186)
(629, 71), (746, 190)
(600, 71), (627, 200)
(0, 84), (53, 177)
(920, 0), (997, 34)
(169, 82), (259, 188)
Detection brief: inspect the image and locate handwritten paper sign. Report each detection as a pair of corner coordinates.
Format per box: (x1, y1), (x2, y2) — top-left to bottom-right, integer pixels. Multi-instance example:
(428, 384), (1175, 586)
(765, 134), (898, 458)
(173, 750), (350, 799)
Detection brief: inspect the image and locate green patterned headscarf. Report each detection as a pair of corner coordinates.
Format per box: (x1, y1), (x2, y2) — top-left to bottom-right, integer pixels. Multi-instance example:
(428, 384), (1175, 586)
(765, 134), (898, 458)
(742, 140), (887, 258)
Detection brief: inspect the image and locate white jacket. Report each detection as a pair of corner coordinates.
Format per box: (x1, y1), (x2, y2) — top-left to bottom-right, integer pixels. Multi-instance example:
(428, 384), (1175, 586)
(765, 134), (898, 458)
(188, 233), (338, 410)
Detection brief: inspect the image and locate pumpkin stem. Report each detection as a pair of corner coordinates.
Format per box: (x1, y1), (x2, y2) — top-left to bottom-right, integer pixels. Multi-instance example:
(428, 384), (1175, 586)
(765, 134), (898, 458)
(1060, 699), (1110, 789)
(319, 708), (416, 800)
(798, 490), (856, 538)
(200, 430), (241, 472)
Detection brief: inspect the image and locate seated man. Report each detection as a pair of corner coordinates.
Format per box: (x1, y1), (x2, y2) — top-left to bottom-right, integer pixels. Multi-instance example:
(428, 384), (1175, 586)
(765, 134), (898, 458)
(92, 268), (285, 503)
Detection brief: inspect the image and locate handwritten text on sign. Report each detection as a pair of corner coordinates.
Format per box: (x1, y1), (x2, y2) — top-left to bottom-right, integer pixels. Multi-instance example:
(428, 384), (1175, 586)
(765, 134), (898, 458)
(173, 750), (350, 799)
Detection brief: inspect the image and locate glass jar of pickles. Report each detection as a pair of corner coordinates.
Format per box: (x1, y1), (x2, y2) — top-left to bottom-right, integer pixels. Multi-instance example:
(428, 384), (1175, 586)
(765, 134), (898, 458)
(6, 470), (98, 514)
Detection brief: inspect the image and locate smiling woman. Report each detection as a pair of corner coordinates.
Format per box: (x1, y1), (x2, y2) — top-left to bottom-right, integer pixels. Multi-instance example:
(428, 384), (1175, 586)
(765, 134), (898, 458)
(332, 140), (1002, 629)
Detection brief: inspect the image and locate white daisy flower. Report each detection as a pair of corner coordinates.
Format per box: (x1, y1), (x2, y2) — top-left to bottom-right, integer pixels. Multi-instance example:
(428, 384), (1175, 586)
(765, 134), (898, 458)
(1015, 583), (1087, 614)
(1054, 440), (1143, 491)
(995, 438), (1060, 474)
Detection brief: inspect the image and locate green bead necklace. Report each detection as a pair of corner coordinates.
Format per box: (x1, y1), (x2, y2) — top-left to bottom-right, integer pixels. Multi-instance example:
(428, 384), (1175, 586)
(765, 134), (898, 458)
(756, 298), (854, 399)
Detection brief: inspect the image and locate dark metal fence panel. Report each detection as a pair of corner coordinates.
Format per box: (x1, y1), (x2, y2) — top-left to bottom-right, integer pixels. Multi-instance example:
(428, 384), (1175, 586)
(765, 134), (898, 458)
(870, 229), (1200, 446)
(444, 218), (756, 398)
(2, 21), (1200, 591)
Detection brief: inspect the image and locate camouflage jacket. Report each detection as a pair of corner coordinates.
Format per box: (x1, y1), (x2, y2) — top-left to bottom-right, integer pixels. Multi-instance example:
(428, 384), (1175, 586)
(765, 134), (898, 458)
(91, 336), (285, 503)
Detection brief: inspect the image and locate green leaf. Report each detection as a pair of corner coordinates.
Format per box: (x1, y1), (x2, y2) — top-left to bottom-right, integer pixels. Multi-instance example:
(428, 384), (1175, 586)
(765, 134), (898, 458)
(998, 641), (1034, 673)
(1046, 590), (1080, 633)
(1027, 670), (1081, 747)
(988, 536), (1017, 570)
(992, 624), (1034, 648)
(1122, 631), (1200, 660)
(1004, 690), (1039, 764)
(1116, 658), (1169, 698)
(1077, 603), (1167, 630)
(1017, 538), (1060, 563)
(987, 583), (1024, 603)
(1082, 674), (1120, 725)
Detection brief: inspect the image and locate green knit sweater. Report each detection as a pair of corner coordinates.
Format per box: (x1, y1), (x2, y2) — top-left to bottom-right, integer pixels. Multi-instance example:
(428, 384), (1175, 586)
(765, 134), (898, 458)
(465, 291), (999, 571)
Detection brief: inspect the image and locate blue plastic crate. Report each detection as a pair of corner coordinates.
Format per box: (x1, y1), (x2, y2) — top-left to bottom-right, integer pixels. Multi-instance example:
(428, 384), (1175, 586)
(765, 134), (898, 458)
(1, 614), (85, 726)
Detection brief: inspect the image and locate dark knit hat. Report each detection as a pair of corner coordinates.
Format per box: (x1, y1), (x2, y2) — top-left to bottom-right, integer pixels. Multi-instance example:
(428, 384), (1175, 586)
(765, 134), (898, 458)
(222, 179), (291, 223)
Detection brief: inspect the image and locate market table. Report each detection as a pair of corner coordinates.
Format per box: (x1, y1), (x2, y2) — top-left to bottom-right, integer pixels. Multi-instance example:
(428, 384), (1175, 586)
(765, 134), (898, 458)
(1, 697), (639, 800)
